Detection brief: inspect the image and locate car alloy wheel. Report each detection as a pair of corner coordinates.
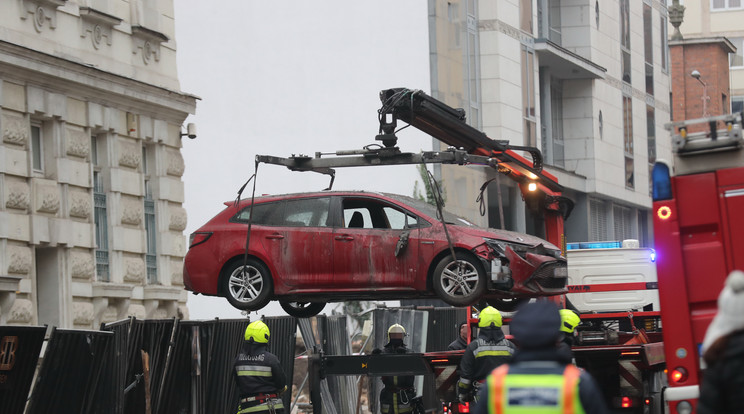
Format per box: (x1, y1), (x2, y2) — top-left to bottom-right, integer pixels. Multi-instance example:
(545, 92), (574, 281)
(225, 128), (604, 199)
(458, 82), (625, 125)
(432, 252), (486, 306)
(222, 258), (272, 310)
(279, 301), (326, 318)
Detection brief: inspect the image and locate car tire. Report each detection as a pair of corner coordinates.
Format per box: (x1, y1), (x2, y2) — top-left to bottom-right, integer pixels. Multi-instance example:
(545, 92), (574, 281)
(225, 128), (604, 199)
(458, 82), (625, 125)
(432, 252), (486, 307)
(279, 301), (326, 318)
(487, 298), (529, 312)
(221, 258), (273, 311)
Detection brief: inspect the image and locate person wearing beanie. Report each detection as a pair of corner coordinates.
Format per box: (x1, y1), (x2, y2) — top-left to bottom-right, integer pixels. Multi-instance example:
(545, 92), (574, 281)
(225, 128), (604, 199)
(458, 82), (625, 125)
(698, 270), (744, 414)
(448, 321), (469, 351)
(472, 301), (608, 414)
(457, 306), (516, 403)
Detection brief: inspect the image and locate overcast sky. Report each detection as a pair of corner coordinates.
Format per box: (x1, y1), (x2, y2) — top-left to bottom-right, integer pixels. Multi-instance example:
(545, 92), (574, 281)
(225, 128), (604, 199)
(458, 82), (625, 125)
(174, 2), (432, 319)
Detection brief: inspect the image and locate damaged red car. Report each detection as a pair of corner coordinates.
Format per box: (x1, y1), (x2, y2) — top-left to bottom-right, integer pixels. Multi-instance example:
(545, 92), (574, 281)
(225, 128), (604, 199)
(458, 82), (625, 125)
(183, 191), (567, 317)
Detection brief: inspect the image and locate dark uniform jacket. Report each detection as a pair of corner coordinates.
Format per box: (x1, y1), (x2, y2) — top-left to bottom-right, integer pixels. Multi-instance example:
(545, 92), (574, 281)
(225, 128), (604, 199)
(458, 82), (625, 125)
(232, 341), (287, 399)
(459, 326), (516, 384)
(698, 329), (744, 414)
(380, 341), (416, 413)
(448, 336), (468, 351)
(472, 347), (609, 414)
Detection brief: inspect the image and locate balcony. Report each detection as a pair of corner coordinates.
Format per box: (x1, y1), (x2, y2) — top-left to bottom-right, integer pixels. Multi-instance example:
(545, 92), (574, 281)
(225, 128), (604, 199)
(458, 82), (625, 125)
(534, 39), (606, 80)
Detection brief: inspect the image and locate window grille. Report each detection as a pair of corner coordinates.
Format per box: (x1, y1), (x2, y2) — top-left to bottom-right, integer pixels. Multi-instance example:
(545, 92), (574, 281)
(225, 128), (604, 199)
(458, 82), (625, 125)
(94, 171), (109, 281)
(590, 198), (608, 241)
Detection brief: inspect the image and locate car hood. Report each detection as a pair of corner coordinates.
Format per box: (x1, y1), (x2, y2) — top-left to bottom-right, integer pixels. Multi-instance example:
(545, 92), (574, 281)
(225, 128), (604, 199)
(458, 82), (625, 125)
(459, 227), (561, 251)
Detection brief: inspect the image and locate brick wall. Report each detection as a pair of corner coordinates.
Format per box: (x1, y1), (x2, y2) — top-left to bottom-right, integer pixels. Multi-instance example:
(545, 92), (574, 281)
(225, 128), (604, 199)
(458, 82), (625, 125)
(670, 39), (733, 130)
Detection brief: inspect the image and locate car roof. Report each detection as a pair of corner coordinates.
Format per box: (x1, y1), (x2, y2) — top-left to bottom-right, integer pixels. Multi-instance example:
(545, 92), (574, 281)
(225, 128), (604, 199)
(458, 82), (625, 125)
(224, 190), (396, 207)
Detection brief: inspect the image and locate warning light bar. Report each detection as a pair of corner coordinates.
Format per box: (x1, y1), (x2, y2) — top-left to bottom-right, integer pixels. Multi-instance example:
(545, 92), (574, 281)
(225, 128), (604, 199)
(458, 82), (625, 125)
(566, 241), (622, 250)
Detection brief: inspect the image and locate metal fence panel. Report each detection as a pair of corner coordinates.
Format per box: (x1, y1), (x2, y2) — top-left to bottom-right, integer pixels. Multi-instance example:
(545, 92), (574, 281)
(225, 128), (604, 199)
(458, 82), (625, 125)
(264, 316), (297, 411)
(426, 307), (468, 352)
(26, 328), (113, 414)
(298, 317), (338, 414)
(321, 315), (357, 414)
(0, 326), (46, 414)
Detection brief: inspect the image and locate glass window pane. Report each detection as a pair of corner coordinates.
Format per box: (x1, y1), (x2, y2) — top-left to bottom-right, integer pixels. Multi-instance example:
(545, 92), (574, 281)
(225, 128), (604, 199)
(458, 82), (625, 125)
(521, 0), (533, 33)
(646, 63), (654, 95)
(730, 38), (743, 67)
(643, 5), (653, 64)
(622, 51), (631, 83)
(284, 197), (330, 227)
(235, 201), (285, 225)
(733, 97), (744, 113)
(625, 156), (635, 189)
(661, 16), (668, 70)
(712, 0), (725, 9)
(31, 125), (42, 171)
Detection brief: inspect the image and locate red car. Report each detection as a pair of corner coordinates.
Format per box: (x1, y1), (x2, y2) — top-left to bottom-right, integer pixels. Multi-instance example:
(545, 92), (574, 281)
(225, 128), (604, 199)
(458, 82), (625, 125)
(184, 191), (567, 317)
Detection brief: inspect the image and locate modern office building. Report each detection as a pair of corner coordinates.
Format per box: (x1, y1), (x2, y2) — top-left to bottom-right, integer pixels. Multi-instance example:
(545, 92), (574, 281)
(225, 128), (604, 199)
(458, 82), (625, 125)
(0, 1), (196, 328)
(428, 0), (672, 246)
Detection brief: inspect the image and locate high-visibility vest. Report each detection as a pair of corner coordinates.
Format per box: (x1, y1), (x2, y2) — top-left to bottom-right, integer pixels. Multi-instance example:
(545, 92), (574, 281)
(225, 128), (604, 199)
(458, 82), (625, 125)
(486, 363), (584, 414)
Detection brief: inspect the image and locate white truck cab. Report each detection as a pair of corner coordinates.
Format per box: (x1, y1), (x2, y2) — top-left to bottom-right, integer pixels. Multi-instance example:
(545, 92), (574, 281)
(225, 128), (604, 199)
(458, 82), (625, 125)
(566, 239), (659, 312)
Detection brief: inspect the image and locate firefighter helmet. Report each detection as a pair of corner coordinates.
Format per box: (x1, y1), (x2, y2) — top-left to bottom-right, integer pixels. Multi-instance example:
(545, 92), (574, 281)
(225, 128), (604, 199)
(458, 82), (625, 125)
(478, 306), (503, 328)
(387, 324), (406, 341)
(244, 320), (270, 343)
(559, 309), (581, 333)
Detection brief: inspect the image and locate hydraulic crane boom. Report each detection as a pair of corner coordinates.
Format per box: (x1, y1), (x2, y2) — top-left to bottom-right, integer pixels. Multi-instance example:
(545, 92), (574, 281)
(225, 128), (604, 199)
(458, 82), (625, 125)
(254, 88), (573, 247)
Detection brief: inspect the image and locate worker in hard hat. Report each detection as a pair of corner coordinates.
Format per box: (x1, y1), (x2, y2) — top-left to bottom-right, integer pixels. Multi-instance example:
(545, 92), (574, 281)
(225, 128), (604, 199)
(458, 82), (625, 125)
(233, 320), (287, 414)
(559, 308), (581, 363)
(471, 301), (608, 414)
(559, 308), (581, 347)
(378, 323), (418, 414)
(457, 306), (516, 403)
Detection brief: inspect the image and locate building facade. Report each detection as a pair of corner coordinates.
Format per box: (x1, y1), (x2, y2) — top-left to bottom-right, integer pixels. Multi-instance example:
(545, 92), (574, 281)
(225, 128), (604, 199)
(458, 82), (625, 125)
(668, 0), (744, 115)
(0, 0), (196, 328)
(428, 0), (672, 246)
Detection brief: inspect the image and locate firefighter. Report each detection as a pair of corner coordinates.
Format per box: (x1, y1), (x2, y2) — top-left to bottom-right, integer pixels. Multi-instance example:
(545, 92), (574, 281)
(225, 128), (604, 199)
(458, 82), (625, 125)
(378, 323), (417, 414)
(448, 321), (469, 350)
(457, 306), (516, 403)
(559, 308), (581, 346)
(233, 320), (287, 414)
(471, 301), (608, 414)
(698, 270), (744, 414)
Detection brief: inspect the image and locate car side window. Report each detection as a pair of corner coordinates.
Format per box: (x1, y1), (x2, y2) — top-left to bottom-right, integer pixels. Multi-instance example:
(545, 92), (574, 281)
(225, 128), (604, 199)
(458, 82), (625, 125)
(383, 206), (418, 230)
(284, 197), (330, 227)
(342, 198), (420, 230)
(233, 201), (285, 225)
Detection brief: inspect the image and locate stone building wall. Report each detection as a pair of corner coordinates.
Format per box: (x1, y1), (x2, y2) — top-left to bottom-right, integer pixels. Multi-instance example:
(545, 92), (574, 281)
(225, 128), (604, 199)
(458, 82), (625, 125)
(0, 0), (196, 328)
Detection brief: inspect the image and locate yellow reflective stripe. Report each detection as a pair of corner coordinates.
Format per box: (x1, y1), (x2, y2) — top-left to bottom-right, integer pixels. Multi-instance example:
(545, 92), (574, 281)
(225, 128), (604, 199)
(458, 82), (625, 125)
(236, 365), (271, 372)
(476, 350), (513, 358)
(492, 370), (585, 414)
(238, 401), (285, 413)
(237, 370), (273, 377)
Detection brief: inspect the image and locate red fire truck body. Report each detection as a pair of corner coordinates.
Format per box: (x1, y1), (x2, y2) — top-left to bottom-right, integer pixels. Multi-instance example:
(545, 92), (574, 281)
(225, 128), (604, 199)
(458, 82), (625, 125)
(653, 112), (744, 413)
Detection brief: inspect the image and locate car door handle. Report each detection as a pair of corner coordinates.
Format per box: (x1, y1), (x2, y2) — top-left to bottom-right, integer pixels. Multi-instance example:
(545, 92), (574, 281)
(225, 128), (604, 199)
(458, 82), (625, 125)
(265, 234), (284, 240)
(335, 235), (354, 241)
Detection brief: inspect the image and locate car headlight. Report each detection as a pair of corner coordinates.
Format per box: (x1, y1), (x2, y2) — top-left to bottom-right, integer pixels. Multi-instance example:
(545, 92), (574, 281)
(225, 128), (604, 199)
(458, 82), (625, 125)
(483, 237), (563, 260)
(483, 238), (526, 257)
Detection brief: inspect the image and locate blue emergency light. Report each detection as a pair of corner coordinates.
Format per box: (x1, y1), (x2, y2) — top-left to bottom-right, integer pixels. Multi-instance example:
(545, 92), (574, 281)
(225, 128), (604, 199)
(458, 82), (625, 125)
(566, 241), (623, 250)
(652, 162), (673, 201)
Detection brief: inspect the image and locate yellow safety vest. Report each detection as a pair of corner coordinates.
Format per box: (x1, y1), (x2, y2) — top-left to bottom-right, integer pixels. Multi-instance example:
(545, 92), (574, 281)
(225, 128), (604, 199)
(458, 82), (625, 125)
(487, 364), (584, 414)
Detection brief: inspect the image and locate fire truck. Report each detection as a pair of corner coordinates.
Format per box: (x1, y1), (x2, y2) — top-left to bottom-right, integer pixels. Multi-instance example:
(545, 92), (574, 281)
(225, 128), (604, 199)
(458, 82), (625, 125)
(652, 111), (744, 413)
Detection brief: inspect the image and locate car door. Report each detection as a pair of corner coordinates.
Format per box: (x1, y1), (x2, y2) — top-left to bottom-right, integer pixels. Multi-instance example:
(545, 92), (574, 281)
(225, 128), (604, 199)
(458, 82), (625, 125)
(270, 196), (334, 289)
(332, 196), (419, 289)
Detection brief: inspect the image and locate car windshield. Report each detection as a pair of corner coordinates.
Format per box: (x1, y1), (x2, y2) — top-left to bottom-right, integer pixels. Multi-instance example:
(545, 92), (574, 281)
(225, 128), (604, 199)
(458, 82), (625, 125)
(385, 193), (475, 227)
